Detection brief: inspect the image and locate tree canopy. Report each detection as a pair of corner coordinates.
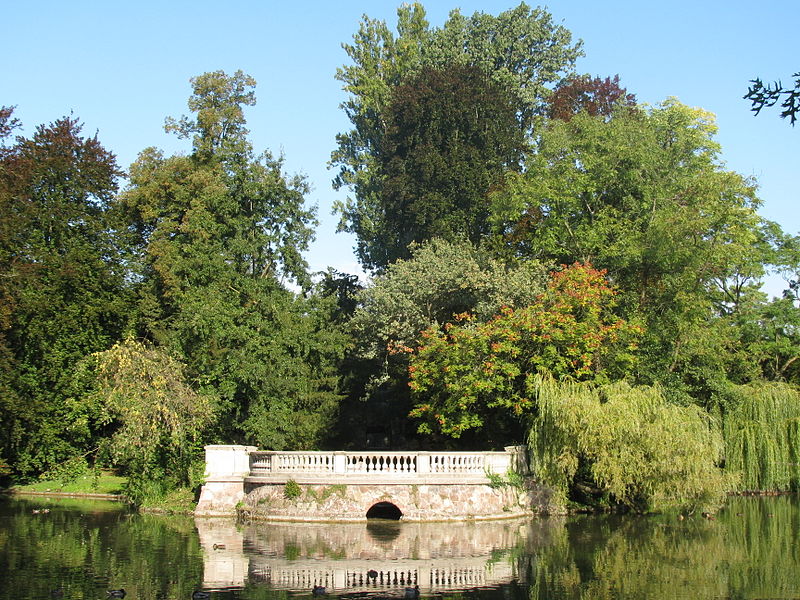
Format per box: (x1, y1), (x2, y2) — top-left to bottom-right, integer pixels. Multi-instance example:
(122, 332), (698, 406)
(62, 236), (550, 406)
(119, 70), (345, 452)
(332, 2), (581, 271)
(0, 112), (126, 476)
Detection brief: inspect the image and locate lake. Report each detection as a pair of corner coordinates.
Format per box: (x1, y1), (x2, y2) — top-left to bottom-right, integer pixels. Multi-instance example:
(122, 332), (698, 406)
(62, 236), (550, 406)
(1, 494), (799, 599)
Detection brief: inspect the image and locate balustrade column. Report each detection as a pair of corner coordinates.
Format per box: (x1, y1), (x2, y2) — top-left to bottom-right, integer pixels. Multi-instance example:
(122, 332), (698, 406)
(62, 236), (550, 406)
(417, 452), (430, 474)
(333, 451), (346, 474)
(270, 452), (280, 474)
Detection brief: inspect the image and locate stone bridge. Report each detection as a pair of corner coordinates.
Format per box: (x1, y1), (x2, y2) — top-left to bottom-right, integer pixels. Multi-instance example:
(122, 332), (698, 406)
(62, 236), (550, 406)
(195, 445), (547, 521)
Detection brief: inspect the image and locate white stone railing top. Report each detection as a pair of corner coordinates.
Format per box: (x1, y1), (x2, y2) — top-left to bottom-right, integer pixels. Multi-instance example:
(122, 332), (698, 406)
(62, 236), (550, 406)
(250, 448), (526, 481)
(206, 446), (527, 479)
(203, 445), (527, 482)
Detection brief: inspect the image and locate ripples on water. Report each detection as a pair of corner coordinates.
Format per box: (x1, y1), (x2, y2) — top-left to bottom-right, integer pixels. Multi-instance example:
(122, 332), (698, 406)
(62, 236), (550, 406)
(1, 495), (799, 600)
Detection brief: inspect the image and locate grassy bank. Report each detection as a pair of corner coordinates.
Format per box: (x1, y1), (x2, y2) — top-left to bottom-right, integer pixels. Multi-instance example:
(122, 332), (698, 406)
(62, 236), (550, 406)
(4, 472), (198, 514)
(6, 471), (126, 496)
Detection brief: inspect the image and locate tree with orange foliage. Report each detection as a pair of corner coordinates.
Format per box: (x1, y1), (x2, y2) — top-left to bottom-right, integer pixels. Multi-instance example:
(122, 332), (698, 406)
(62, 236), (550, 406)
(409, 263), (642, 439)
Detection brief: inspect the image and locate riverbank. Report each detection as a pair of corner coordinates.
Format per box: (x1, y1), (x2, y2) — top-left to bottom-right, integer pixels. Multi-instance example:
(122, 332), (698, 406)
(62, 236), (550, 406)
(0, 472), (197, 514)
(0, 471), (126, 496)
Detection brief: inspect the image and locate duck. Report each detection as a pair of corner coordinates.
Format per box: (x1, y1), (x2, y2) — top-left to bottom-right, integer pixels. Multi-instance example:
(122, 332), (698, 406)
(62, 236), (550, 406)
(404, 585), (420, 598)
(107, 590), (126, 599)
(192, 591), (211, 600)
(312, 585), (326, 596)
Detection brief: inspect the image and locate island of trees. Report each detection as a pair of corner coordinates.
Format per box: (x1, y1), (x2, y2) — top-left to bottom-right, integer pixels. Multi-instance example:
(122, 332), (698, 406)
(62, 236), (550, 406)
(2, 3), (799, 514)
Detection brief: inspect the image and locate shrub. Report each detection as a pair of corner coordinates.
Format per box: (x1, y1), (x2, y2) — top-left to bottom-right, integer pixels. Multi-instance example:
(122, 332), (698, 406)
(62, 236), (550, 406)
(724, 382), (800, 491)
(528, 375), (730, 513)
(284, 479), (302, 500)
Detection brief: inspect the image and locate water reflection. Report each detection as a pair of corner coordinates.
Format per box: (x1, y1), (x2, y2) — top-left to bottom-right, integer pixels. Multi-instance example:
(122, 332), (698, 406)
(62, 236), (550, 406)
(196, 517), (551, 594)
(2, 495), (800, 599)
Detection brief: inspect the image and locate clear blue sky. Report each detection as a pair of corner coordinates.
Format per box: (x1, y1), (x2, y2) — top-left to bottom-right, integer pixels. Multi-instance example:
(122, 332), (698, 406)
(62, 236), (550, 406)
(3, 0), (797, 293)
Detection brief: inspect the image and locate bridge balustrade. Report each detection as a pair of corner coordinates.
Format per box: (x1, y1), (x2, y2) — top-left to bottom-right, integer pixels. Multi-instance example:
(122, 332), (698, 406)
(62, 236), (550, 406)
(244, 447), (525, 483)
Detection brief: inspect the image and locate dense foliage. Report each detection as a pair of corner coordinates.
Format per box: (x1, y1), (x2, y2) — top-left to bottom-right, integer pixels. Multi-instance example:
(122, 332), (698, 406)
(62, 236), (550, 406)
(90, 339), (215, 502)
(332, 2), (581, 270)
(408, 263), (641, 439)
(724, 382), (800, 492)
(0, 111), (127, 477)
(528, 375), (729, 512)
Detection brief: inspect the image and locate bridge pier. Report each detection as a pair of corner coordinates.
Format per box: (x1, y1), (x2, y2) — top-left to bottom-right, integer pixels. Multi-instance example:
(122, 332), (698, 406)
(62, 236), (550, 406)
(195, 445), (257, 516)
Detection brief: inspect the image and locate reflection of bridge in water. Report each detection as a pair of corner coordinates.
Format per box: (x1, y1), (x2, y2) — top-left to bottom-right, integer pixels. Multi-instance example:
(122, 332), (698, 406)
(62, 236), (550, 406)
(196, 517), (556, 594)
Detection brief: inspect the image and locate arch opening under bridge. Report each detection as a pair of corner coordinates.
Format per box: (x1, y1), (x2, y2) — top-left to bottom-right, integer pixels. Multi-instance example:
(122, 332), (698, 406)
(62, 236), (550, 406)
(366, 501), (402, 520)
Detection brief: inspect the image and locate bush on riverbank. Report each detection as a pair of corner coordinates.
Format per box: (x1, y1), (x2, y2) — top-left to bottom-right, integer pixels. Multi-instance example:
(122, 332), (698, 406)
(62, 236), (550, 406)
(528, 376), (731, 513)
(724, 382), (800, 492)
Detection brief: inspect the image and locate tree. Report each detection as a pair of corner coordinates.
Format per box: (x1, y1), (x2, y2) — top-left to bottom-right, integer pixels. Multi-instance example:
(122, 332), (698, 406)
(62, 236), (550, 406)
(489, 99), (774, 403)
(332, 2), (582, 271)
(723, 382), (800, 492)
(352, 64), (526, 268)
(340, 238), (547, 447)
(0, 113), (127, 477)
(0, 106), (20, 143)
(408, 263), (641, 440)
(744, 72), (800, 125)
(91, 339), (215, 502)
(547, 74), (636, 121)
(528, 375), (728, 513)
(119, 71), (344, 450)
(735, 295), (800, 384)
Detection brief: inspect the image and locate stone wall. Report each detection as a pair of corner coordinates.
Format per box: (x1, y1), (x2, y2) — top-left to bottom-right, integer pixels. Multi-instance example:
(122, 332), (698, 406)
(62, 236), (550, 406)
(241, 480), (554, 521)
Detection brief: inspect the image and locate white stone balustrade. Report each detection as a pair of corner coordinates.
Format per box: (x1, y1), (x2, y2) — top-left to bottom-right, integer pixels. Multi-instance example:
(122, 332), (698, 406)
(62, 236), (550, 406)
(197, 445), (530, 517)
(246, 447), (527, 484)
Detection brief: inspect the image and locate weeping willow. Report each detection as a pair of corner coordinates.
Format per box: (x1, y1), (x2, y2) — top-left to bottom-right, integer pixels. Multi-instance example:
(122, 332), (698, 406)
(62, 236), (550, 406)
(723, 382), (800, 491)
(528, 375), (730, 513)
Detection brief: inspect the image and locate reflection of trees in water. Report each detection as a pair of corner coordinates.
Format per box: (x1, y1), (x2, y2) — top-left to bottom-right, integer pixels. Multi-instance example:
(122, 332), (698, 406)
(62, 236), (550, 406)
(527, 496), (800, 599)
(0, 497), (205, 600)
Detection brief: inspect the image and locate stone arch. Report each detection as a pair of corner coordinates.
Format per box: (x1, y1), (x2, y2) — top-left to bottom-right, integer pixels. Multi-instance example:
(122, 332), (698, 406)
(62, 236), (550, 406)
(366, 501), (403, 520)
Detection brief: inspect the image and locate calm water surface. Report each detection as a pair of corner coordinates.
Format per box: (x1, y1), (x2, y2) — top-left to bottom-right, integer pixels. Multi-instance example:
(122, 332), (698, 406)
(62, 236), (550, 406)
(1, 495), (799, 600)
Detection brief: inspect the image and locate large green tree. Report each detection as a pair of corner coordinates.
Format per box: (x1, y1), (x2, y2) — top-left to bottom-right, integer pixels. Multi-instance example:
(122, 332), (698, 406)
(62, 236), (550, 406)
(0, 111), (127, 476)
(490, 99), (776, 403)
(332, 2), (581, 271)
(351, 63), (527, 268)
(120, 71), (345, 450)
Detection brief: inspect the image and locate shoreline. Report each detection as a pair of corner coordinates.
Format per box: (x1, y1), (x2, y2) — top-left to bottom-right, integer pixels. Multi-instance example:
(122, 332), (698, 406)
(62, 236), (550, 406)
(0, 489), (126, 501)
